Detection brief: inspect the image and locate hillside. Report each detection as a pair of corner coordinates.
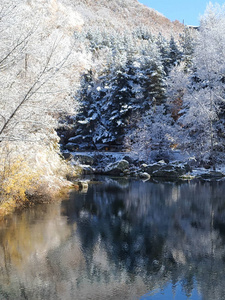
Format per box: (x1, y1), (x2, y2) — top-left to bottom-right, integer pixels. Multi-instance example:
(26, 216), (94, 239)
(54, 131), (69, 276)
(61, 0), (184, 39)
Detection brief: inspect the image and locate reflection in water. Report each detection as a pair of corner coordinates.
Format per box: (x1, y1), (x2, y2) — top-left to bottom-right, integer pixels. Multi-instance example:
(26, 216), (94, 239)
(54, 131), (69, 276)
(1, 178), (225, 299)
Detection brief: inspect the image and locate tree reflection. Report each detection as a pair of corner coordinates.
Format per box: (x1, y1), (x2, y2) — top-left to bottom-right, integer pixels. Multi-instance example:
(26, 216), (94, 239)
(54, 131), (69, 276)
(1, 179), (225, 299)
(62, 178), (225, 299)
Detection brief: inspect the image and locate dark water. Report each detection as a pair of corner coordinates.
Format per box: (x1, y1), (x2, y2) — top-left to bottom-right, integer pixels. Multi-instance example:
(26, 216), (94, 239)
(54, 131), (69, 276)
(1, 177), (225, 300)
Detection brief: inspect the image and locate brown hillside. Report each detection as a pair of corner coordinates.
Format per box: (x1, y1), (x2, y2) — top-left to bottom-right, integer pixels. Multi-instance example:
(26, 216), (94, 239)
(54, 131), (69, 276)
(61, 0), (184, 39)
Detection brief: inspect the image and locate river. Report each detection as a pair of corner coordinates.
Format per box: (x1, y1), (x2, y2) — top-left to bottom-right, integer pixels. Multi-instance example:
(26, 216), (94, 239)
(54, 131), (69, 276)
(0, 177), (225, 300)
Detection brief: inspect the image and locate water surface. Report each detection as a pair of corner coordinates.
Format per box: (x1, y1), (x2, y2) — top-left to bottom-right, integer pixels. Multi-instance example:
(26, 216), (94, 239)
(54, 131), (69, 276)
(1, 177), (225, 300)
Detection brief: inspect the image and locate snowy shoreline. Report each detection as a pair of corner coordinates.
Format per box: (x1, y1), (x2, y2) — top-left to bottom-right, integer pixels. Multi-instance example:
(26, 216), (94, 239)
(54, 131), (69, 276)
(63, 151), (225, 181)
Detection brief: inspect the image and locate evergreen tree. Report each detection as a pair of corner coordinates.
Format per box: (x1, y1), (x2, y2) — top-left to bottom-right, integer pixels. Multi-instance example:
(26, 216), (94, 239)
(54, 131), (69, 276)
(72, 70), (100, 149)
(169, 36), (181, 67)
(139, 44), (166, 106)
(105, 61), (141, 144)
(157, 33), (171, 75)
(180, 27), (195, 71)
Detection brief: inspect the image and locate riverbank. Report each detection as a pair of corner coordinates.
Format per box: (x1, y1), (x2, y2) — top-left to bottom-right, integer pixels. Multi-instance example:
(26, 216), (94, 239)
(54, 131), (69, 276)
(0, 177), (74, 219)
(1, 149), (225, 219)
(0, 143), (81, 219)
(64, 151), (225, 181)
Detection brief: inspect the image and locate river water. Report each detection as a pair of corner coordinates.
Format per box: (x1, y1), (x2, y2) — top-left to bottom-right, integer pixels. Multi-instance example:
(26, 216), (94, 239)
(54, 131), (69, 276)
(1, 177), (225, 300)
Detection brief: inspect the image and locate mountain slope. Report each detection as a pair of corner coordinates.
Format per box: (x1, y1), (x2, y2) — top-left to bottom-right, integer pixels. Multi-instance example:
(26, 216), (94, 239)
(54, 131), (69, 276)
(61, 0), (184, 39)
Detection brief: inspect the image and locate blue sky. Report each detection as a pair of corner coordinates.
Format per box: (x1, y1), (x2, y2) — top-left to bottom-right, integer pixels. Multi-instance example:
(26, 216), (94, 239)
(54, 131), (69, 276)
(139, 0), (225, 25)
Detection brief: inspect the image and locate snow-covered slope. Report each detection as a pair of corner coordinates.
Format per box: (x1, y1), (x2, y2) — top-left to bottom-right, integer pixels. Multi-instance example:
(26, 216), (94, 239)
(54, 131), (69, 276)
(61, 0), (184, 40)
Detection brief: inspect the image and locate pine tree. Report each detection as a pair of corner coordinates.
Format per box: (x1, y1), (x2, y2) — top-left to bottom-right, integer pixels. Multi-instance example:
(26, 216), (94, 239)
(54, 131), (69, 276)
(140, 46), (166, 106)
(180, 27), (195, 71)
(70, 70), (105, 149)
(169, 36), (181, 67)
(157, 33), (171, 75)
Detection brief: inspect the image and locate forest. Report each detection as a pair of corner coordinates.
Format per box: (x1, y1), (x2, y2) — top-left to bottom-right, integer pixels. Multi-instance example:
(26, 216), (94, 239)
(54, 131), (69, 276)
(0, 0), (225, 212)
(60, 2), (225, 169)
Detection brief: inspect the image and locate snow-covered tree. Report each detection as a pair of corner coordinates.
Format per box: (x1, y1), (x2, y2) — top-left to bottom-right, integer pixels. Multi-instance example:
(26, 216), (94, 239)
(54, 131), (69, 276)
(179, 89), (219, 163)
(166, 62), (189, 121)
(67, 44), (168, 151)
(129, 104), (177, 162)
(157, 34), (181, 75)
(69, 60), (143, 149)
(169, 36), (182, 67)
(0, 0), (91, 202)
(157, 33), (171, 75)
(138, 41), (167, 105)
(179, 27), (195, 71)
(0, 0), (86, 144)
(175, 3), (225, 166)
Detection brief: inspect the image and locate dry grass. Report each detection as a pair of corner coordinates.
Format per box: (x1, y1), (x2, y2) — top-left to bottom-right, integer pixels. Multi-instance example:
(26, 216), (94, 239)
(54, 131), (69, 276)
(0, 141), (80, 218)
